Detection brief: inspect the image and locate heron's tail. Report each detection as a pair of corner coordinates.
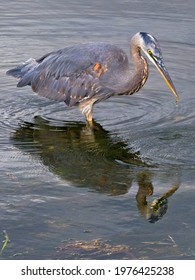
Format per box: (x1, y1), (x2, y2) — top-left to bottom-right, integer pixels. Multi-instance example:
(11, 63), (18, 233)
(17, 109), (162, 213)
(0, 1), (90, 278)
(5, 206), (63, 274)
(6, 58), (38, 86)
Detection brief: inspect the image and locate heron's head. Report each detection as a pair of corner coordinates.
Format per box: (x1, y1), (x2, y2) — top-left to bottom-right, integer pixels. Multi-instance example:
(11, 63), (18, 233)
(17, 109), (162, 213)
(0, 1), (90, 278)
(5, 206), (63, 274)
(134, 32), (179, 102)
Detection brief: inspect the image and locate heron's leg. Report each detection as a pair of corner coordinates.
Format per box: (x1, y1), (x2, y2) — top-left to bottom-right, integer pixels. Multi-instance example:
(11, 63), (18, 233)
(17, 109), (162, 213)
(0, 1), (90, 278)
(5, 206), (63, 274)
(85, 106), (93, 123)
(79, 102), (95, 128)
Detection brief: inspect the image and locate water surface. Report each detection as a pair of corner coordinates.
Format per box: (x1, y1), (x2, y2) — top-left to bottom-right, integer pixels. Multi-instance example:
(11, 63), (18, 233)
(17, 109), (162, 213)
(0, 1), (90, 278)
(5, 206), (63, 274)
(0, 0), (195, 259)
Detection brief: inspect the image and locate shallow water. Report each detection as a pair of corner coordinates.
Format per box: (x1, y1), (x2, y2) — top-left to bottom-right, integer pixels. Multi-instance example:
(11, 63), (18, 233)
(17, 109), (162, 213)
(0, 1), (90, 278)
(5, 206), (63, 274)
(0, 0), (195, 259)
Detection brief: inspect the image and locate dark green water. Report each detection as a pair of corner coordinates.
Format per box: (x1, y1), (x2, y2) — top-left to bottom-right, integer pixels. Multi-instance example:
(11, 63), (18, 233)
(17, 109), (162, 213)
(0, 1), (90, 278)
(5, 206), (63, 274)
(0, 0), (195, 259)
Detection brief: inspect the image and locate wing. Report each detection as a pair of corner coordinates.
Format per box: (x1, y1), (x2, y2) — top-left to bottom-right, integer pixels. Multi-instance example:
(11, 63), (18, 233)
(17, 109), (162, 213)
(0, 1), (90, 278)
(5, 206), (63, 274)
(16, 43), (124, 106)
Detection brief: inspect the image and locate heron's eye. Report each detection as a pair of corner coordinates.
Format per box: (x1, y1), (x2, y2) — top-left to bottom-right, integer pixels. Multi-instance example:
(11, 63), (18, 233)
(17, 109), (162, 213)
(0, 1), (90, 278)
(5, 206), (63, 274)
(147, 49), (152, 55)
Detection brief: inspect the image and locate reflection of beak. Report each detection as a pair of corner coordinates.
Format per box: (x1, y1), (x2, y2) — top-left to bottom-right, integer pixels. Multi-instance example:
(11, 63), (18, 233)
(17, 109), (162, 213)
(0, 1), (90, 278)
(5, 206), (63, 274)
(152, 55), (179, 103)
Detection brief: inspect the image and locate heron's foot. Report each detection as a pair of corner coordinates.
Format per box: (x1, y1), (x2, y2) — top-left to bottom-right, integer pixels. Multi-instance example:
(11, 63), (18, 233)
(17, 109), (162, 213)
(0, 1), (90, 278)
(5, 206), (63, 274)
(80, 102), (104, 130)
(84, 108), (100, 130)
(86, 118), (104, 131)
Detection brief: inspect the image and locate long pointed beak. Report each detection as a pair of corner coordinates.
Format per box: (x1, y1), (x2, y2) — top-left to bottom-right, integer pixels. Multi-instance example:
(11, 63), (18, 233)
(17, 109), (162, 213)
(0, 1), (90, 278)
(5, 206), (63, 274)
(152, 56), (179, 103)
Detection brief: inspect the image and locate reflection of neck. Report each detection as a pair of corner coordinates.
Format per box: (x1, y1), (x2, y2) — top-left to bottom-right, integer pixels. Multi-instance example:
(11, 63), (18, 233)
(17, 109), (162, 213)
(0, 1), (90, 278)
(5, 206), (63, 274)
(136, 185), (152, 218)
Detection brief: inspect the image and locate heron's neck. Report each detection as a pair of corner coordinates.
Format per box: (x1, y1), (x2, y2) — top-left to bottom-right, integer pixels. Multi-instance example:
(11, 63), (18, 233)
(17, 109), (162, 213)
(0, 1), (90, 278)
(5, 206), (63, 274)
(125, 44), (149, 95)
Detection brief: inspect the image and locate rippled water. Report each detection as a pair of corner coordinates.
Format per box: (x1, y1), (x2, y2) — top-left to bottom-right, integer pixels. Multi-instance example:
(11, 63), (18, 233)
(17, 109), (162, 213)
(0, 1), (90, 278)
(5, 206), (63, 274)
(0, 0), (195, 259)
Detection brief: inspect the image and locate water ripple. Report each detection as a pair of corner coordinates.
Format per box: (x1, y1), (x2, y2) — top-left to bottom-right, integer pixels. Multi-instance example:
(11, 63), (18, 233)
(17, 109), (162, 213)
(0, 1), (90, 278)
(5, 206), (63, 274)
(1, 82), (195, 170)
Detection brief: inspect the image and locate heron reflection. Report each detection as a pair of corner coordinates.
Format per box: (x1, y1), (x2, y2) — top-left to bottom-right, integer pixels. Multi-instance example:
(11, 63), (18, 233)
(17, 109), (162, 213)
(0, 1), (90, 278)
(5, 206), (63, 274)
(11, 117), (179, 223)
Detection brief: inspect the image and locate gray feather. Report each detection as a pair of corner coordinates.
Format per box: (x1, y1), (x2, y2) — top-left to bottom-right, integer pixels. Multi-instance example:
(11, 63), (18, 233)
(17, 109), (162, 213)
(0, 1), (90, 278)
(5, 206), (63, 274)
(6, 43), (130, 106)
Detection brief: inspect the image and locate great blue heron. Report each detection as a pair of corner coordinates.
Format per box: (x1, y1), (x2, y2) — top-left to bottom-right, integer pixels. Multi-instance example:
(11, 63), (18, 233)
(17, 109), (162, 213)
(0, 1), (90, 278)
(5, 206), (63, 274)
(6, 32), (179, 126)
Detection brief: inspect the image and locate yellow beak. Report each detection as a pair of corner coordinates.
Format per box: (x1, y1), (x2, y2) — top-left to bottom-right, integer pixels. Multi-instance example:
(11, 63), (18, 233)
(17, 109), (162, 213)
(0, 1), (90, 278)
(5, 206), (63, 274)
(152, 55), (179, 103)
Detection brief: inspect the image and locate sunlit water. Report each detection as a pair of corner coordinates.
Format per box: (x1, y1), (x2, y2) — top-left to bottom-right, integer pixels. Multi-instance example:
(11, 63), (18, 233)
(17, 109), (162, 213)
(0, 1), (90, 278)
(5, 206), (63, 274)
(0, 0), (195, 259)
